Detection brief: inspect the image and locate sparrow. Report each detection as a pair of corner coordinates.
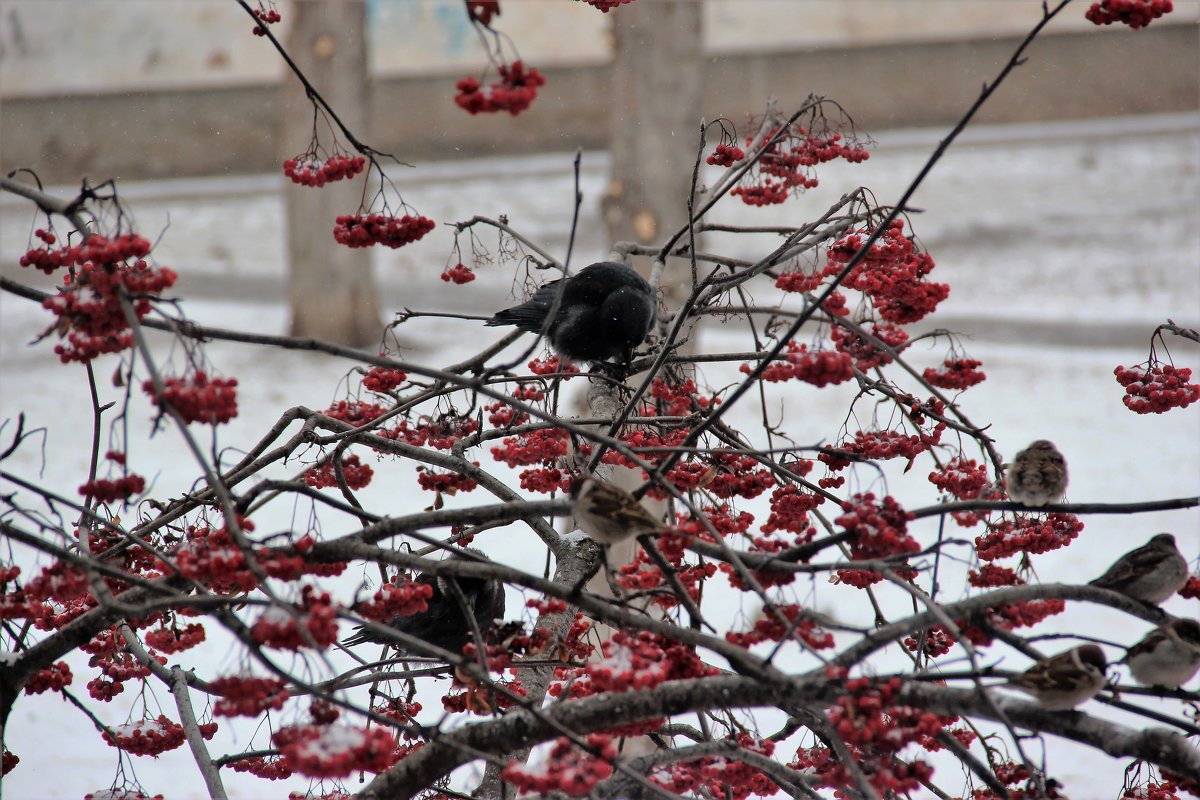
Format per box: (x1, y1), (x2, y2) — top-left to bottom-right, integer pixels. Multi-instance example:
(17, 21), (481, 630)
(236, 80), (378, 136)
(343, 547), (505, 658)
(486, 261), (656, 367)
(1006, 644), (1108, 710)
(1122, 618), (1200, 689)
(1088, 533), (1189, 605)
(1004, 440), (1068, 506)
(570, 476), (664, 545)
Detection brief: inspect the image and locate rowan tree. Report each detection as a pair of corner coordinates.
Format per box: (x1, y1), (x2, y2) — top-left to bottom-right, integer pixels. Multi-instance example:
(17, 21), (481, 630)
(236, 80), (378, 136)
(1, 1), (1196, 799)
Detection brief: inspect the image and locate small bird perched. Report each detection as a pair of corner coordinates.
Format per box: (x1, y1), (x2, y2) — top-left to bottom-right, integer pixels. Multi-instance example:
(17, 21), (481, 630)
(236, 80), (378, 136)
(570, 476), (664, 545)
(1005, 440), (1068, 506)
(1006, 644), (1108, 710)
(1122, 618), (1200, 689)
(1088, 533), (1189, 605)
(486, 261), (656, 367)
(342, 548), (505, 658)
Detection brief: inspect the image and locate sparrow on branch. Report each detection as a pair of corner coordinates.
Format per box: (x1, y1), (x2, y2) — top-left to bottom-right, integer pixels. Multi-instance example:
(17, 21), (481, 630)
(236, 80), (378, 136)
(570, 476), (664, 545)
(343, 547), (505, 658)
(1122, 618), (1200, 689)
(1004, 439), (1068, 506)
(486, 261), (656, 368)
(1088, 533), (1189, 605)
(1006, 644), (1108, 710)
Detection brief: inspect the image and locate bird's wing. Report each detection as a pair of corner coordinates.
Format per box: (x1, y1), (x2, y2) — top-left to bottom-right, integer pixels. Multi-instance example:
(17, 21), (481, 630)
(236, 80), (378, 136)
(486, 279), (565, 330)
(1089, 543), (1158, 588)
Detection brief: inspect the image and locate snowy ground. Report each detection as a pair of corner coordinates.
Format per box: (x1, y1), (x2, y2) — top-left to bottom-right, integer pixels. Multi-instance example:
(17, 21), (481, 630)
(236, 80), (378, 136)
(1, 114), (1198, 799)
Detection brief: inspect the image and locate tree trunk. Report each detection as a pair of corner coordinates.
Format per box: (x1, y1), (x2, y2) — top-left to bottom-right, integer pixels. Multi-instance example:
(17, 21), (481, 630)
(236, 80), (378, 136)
(282, 0), (381, 346)
(604, 0), (704, 304)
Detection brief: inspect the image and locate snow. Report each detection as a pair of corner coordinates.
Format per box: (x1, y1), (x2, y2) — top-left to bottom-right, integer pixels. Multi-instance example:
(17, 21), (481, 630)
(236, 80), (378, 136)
(0, 114), (1198, 798)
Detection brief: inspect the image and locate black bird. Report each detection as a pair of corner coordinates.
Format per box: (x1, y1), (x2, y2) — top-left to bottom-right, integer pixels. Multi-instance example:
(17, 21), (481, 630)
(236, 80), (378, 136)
(343, 548), (506, 658)
(486, 261), (656, 366)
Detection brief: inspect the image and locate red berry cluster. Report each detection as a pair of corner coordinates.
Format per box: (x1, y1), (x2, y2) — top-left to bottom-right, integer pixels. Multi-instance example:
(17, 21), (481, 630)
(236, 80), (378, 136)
(725, 604), (834, 649)
(732, 125), (869, 206)
(84, 790), (165, 800)
(831, 321), (909, 370)
(442, 677), (527, 715)
(706, 143), (745, 167)
(1, 749), (16, 776)
(251, 4), (281, 35)
(423, 415), (480, 450)
(209, 676), (289, 717)
(527, 354), (579, 376)
(835, 492), (919, 567)
(79, 472), (145, 505)
(760, 481), (824, 535)
(490, 427), (569, 467)
(928, 457), (990, 500)
(283, 153), (366, 187)
(251, 586), (339, 650)
(1085, 0), (1172, 28)
(486, 385), (544, 427)
(362, 366), (407, 393)
(552, 630), (717, 702)
(273, 724), (397, 778)
(649, 733), (777, 800)
(790, 678), (942, 795)
(774, 268), (824, 293)
(742, 341), (855, 387)
(324, 399), (388, 427)
(1121, 782), (1184, 800)
(692, 454), (776, 501)
(1180, 576), (1200, 600)
(582, 0), (637, 11)
(968, 564), (1022, 587)
(333, 213), (436, 249)
(143, 622), (206, 654)
(23, 661), (72, 695)
(40, 234), (177, 363)
(975, 513), (1083, 561)
(305, 453), (375, 490)
(454, 61), (547, 116)
(647, 377), (714, 416)
(354, 577), (433, 622)
(1114, 363), (1199, 413)
(825, 219), (948, 324)
(823, 425), (944, 471)
(501, 733), (615, 795)
(903, 626), (956, 658)
(519, 466), (570, 494)
(231, 755), (293, 780)
(923, 357), (986, 390)
(416, 466), (479, 495)
(143, 371), (238, 425)
(102, 716), (186, 756)
(441, 262), (476, 284)
(174, 519), (259, 593)
(959, 598), (1067, 647)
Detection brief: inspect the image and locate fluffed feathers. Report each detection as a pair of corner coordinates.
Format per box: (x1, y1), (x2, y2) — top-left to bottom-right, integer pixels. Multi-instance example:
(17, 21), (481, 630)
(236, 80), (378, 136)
(570, 476), (664, 546)
(343, 548), (505, 658)
(1007, 644), (1108, 710)
(1122, 617), (1200, 689)
(1088, 533), (1189, 605)
(1005, 439), (1068, 506)
(486, 261), (656, 365)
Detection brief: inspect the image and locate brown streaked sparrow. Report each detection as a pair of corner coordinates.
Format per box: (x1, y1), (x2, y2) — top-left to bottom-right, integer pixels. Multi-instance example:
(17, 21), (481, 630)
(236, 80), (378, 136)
(1006, 644), (1108, 710)
(570, 476), (664, 546)
(342, 547), (505, 657)
(1004, 440), (1068, 506)
(1122, 618), (1200, 689)
(1088, 533), (1189, 605)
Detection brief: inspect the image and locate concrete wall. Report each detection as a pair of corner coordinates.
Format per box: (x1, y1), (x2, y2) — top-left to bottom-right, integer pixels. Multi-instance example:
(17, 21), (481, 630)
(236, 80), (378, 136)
(1, 1), (1197, 183)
